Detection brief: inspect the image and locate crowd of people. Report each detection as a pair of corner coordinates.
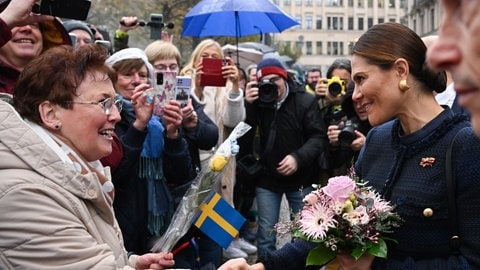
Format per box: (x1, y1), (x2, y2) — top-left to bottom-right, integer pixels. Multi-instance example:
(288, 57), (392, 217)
(1, 0), (480, 269)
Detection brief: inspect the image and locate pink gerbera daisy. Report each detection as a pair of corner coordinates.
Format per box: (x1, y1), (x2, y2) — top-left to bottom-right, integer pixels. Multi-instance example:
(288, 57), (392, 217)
(299, 202), (337, 240)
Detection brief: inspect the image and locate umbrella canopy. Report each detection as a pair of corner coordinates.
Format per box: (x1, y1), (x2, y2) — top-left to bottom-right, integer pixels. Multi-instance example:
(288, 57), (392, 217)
(238, 42), (277, 54)
(182, 0), (299, 38)
(222, 44), (263, 70)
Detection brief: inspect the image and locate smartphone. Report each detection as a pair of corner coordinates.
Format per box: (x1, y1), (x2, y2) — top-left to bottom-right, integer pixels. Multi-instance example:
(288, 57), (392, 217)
(94, 40), (112, 54)
(68, 33), (77, 47)
(152, 71), (177, 116)
(176, 76), (192, 108)
(200, 58), (227, 87)
(150, 13), (163, 40)
(39, 0), (91, 21)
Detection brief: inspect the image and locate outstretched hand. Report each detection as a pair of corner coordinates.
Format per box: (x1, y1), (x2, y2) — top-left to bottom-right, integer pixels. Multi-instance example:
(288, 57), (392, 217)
(0, 0), (53, 28)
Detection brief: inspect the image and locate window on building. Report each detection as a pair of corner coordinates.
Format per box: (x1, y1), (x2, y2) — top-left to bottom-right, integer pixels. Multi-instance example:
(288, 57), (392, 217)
(348, 17), (354, 30)
(296, 0), (302, 5)
(284, 0), (291, 5)
(316, 0), (322, 6)
(389, 17), (396, 22)
(316, 41), (323, 55)
(389, 0), (395, 7)
(368, 0), (373, 8)
(430, 8), (435, 32)
(378, 0), (384, 8)
(306, 41), (312, 55)
(348, 0), (353, 6)
(305, 0), (313, 6)
(399, 0), (406, 8)
(368, 17), (373, 28)
(306, 16), (312, 29)
(273, 0), (279, 3)
(358, 0), (364, 8)
(326, 0), (342, 6)
(378, 17), (384, 23)
(316, 16), (323, 29)
(327, 41), (344, 56)
(327, 16), (344, 30)
(295, 15), (302, 29)
(358, 17), (364, 30)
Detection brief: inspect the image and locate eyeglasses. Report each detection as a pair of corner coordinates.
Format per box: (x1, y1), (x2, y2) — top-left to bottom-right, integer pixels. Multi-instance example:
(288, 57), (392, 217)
(63, 97), (123, 115)
(153, 63), (179, 71)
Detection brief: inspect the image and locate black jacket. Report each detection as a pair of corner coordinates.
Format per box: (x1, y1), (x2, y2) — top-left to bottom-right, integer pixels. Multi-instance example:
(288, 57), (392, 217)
(244, 79), (327, 192)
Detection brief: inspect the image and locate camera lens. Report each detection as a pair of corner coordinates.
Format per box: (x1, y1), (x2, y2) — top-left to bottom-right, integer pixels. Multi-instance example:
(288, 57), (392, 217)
(258, 81), (278, 106)
(328, 82), (343, 97)
(338, 128), (356, 147)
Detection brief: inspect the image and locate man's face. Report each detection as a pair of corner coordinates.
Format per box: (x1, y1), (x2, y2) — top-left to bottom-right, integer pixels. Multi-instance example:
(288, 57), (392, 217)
(307, 71), (321, 84)
(0, 24), (43, 69)
(427, 0), (480, 136)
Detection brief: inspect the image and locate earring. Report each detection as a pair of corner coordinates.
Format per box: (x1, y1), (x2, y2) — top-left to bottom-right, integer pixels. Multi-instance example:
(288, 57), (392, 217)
(399, 79), (410, 91)
(54, 123), (61, 130)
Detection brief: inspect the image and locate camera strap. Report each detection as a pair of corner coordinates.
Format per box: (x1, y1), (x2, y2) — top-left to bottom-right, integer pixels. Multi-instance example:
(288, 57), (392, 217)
(261, 110), (278, 159)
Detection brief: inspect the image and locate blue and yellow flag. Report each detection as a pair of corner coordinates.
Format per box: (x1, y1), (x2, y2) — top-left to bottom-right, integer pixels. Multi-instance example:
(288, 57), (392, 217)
(193, 192), (246, 248)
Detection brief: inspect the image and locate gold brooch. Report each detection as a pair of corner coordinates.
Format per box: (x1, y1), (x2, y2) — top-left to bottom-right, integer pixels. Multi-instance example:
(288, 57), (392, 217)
(420, 157), (435, 167)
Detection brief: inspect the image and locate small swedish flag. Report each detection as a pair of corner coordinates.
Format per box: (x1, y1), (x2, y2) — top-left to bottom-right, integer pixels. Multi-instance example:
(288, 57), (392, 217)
(193, 192), (246, 248)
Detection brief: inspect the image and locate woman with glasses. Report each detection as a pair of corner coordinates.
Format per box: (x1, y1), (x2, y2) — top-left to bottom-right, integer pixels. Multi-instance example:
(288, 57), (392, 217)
(0, 44), (174, 268)
(104, 47), (195, 257)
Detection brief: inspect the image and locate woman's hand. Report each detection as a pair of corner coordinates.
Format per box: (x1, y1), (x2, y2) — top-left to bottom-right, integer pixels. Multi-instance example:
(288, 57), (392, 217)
(135, 252), (175, 270)
(162, 100), (183, 139)
(222, 57), (240, 91)
(218, 258), (266, 270)
(181, 99), (198, 130)
(132, 84), (154, 131)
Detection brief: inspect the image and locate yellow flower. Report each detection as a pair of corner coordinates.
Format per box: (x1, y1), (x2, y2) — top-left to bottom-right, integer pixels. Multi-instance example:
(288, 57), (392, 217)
(209, 155), (228, 172)
(344, 200), (354, 213)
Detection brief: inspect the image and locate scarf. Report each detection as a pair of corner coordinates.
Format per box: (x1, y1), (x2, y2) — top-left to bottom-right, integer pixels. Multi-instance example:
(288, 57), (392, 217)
(122, 98), (173, 236)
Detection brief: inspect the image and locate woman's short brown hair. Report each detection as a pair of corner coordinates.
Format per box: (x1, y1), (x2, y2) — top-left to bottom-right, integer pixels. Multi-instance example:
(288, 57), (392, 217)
(13, 45), (116, 124)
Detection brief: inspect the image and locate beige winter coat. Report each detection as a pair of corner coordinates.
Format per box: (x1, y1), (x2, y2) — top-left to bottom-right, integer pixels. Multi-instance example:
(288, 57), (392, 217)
(0, 101), (139, 269)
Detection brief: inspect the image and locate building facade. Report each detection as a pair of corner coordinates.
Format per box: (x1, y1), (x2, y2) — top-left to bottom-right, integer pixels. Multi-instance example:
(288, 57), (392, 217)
(268, 0), (413, 72)
(405, 0), (441, 37)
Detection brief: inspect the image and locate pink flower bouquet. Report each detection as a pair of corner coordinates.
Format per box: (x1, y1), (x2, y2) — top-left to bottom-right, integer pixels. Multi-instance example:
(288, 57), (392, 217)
(275, 175), (403, 266)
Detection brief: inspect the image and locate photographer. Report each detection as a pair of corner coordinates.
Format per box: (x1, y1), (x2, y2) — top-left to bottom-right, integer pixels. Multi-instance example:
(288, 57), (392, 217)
(325, 83), (371, 175)
(316, 59), (352, 182)
(243, 58), (327, 257)
(314, 58), (351, 111)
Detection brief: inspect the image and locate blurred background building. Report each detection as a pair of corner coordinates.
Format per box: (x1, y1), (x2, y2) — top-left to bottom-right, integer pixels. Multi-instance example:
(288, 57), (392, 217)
(268, 0), (440, 73)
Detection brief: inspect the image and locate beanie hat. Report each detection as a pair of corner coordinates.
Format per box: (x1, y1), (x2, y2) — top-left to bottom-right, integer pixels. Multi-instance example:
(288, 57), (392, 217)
(256, 58), (288, 80)
(62, 20), (94, 40)
(106, 48), (155, 86)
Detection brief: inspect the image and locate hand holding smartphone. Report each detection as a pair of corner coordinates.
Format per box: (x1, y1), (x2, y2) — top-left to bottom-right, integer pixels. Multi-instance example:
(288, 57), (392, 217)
(199, 58), (227, 87)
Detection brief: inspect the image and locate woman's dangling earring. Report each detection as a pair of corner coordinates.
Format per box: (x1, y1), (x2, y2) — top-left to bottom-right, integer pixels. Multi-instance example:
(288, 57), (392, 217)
(399, 79), (410, 91)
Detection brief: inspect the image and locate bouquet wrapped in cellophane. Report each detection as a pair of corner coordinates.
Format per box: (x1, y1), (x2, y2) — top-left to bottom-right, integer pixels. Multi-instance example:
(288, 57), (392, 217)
(274, 173), (403, 266)
(151, 122), (251, 253)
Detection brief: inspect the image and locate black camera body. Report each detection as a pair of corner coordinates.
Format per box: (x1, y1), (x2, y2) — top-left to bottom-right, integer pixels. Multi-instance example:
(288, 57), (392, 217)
(337, 118), (359, 147)
(326, 76), (346, 97)
(256, 79), (278, 108)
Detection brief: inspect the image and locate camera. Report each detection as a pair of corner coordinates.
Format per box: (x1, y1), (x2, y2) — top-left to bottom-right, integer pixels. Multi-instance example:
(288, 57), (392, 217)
(256, 78), (278, 107)
(39, 0), (91, 21)
(337, 118), (359, 147)
(119, 13), (175, 40)
(326, 76), (346, 97)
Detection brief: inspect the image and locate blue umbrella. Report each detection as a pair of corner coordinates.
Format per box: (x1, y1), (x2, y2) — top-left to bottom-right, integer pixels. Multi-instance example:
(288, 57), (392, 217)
(182, 0), (298, 37)
(182, 0), (299, 63)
